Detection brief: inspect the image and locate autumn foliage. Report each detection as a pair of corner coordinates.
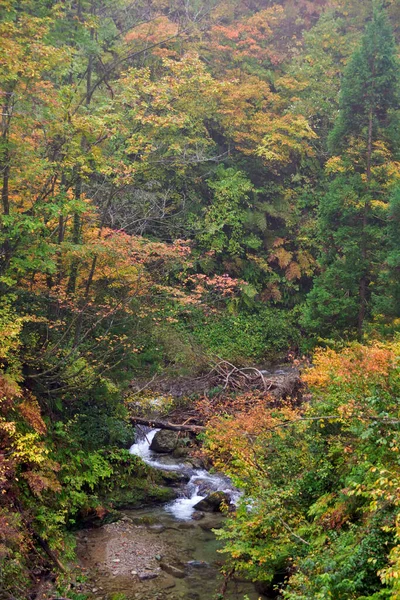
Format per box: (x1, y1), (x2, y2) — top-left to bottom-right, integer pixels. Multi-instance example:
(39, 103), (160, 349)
(203, 340), (400, 598)
(1, 0), (400, 598)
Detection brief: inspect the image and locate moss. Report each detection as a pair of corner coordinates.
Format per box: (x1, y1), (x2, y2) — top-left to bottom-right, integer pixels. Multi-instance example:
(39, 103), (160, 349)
(94, 451), (177, 509)
(107, 481), (176, 509)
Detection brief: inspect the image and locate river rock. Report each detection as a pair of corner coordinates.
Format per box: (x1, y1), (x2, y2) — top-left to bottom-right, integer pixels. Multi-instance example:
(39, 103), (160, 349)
(199, 519), (223, 532)
(160, 562), (186, 579)
(139, 571), (159, 581)
(177, 522), (195, 530)
(150, 430), (179, 453)
(172, 446), (190, 459)
(192, 479), (212, 496)
(186, 560), (209, 568)
(158, 574), (176, 590)
(148, 524), (165, 533)
(187, 457), (205, 469)
(159, 470), (190, 485)
(193, 491), (230, 512)
(192, 511), (205, 521)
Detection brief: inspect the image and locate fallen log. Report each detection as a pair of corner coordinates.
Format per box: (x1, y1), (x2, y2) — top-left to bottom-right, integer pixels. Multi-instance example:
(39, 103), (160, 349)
(130, 416), (205, 433)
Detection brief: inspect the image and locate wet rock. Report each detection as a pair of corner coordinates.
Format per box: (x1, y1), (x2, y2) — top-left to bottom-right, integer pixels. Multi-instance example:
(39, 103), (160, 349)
(139, 571), (159, 581)
(192, 511), (205, 521)
(193, 491), (230, 512)
(193, 479), (213, 496)
(199, 519), (223, 531)
(172, 446), (190, 459)
(186, 560), (209, 568)
(150, 430), (179, 453)
(187, 457), (204, 469)
(159, 470), (190, 485)
(160, 562), (186, 579)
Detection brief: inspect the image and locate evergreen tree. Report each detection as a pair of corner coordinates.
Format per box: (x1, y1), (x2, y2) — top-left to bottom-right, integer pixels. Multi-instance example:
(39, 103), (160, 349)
(329, 1), (399, 163)
(374, 186), (400, 319)
(303, 1), (400, 339)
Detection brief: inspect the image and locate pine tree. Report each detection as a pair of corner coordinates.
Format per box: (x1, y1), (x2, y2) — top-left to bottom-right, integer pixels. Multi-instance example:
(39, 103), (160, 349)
(303, 1), (400, 339)
(329, 1), (399, 165)
(374, 186), (400, 319)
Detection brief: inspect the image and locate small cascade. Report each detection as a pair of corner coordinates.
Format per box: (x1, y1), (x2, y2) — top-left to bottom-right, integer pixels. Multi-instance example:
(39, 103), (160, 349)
(129, 426), (239, 520)
(129, 428), (159, 462)
(129, 428), (184, 471)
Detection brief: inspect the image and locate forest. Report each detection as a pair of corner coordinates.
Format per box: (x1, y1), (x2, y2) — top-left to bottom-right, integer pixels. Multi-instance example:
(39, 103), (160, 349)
(1, 0), (400, 598)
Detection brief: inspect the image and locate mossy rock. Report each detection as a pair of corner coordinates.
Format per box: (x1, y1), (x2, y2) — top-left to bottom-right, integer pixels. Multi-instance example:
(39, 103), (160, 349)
(95, 452), (177, 509)
(159, 470), (190, 485)
(107, 483), (176, 509)
(193, 491), (230, 512)
(172, 446), (190, 459)
(150, 430), (180, 453)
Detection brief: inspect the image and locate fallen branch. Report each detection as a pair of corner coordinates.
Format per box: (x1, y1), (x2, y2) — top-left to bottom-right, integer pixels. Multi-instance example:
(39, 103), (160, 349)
(130, 416), (205, 433)
(34, 534), (67, 573)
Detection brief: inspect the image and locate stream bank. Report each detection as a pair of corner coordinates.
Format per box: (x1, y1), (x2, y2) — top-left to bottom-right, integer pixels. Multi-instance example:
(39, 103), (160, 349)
(74, 365), (300, 600)
(75, 428), (271, 600)
(76, 509), (265, 600)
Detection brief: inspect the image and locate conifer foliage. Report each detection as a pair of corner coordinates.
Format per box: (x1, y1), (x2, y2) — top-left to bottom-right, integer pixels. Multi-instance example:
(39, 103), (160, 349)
(303, 1), (400, 338)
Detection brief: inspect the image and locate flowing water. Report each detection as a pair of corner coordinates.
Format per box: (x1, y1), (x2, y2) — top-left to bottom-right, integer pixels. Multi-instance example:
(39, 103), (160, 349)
(76, 369), (297, 600)
(124, 428), (267, 599)
(129, 428), (240, 521)
(76, 428), (270, 600)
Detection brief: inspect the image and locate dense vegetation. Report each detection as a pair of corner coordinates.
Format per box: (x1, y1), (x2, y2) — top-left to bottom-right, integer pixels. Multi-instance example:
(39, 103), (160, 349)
(1, 0), (400, 598)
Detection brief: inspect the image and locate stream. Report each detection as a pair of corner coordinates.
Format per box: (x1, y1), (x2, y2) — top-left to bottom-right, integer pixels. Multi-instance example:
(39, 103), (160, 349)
(76, 426), (271, 600)
(129, 428), (241, 520)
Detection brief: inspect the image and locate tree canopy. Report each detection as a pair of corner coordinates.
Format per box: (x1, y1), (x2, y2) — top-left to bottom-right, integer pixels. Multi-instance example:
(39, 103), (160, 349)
(2, 0), (400, 598)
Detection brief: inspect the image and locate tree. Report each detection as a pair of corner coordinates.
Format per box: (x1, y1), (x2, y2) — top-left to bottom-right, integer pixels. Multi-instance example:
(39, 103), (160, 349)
(374, 185), (400, 320)
(304, 1), (400, 339)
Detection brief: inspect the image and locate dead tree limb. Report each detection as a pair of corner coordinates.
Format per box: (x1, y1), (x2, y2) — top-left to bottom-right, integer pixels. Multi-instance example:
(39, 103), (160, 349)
(130, 416), (205, 433)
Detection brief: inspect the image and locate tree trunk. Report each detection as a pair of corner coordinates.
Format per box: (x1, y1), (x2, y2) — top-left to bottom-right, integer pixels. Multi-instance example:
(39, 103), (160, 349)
(66, 178), (82, 296)
(0, 89), (13, 274)
(357, 109), (373, 340)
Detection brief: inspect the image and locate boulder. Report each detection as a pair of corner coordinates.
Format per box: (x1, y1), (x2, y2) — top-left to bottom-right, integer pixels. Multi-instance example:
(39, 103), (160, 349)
(159, 470), (190, 485)
(188, 457), (205, 469)
(193, 491), (230, 513)
(194, 479), (213, 496)
(172, 446), (190, 459)
(150, 430), (180, 453)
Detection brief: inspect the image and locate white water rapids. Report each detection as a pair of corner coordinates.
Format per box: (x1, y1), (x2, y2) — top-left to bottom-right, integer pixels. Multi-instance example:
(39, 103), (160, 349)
(129, 427), (239, 520)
